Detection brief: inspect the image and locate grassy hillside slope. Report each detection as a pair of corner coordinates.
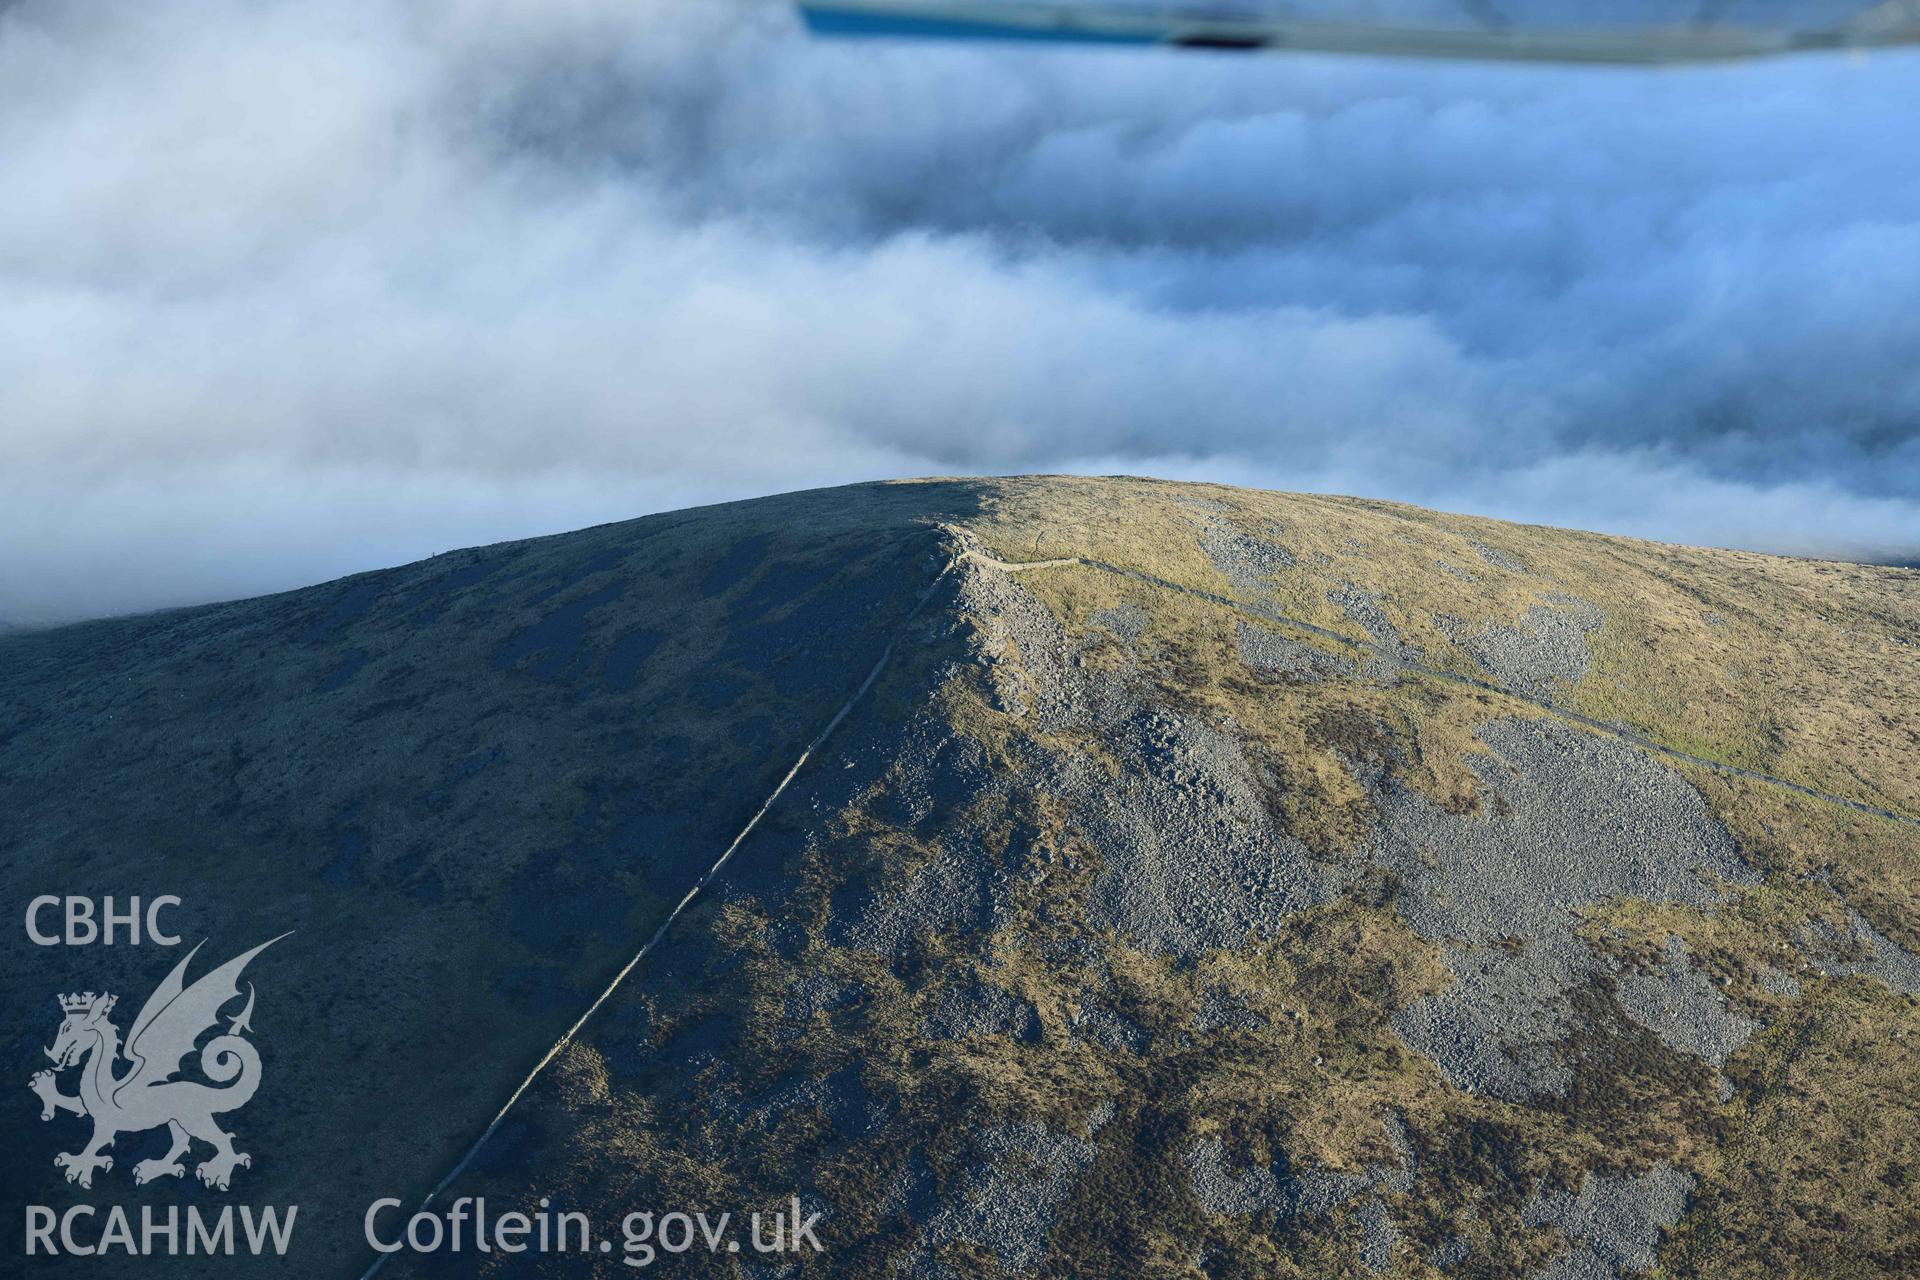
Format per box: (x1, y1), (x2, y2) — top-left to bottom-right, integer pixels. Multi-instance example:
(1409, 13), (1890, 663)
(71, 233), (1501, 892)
(3, 477), (1914, 1277)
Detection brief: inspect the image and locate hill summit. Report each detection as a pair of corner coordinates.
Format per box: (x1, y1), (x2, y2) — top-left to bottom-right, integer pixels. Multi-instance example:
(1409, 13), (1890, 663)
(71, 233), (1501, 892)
(3, 476), (1915, 1278)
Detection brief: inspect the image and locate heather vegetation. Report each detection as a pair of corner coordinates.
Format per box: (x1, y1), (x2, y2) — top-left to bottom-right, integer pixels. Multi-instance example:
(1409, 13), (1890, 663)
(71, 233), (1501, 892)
(5, 477), (1913, 1276)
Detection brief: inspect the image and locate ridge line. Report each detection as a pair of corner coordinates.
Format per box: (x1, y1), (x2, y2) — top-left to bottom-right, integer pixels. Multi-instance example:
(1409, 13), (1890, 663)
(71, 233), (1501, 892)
(359, 543), (968, 1279)
(960, 549), (1920, 832)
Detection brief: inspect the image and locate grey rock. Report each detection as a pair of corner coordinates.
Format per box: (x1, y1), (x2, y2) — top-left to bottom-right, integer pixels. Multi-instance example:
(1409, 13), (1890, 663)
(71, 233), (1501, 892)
(924, 981), (1041, 1043)
(880, 1151), (939, 1226)
(1329, 579), (1423, 677)
(1373, 1111), (1417, 1194)
(1186, 1112), (1414, 1224)
(1192, 987), (1269, 1034)
(1200, 519), (1293, 594)
(1535, 1248), (1616, 1280)
(1175, 1136), (1282, 1220)
(1804, 908), (1920, 996)
(1523, 1163), (1694, 1279)
(960, 561), (1348, 959)
(1431, 1233), (1473, 1269)
(777, 973), (865, 1044)
(1754, 964), (1802, 997)
(1091, 604), (1149, 643)
(781, 972), (862, 1021)
(1069, 999), (1148, 1054)
(829, 834), (1014, 958)
(809, 697), (1034, 962)
(1469, 540), (1530, 573)
(908, 1119), (1097, 1275)
(1077, 709), (1350, 957)
(1185, 1136), (1289, 1217)
(742, 1064), (890, 1139)
(1185, 1135), (1371, 1220)
(1368, 717), (1754, 948)
(737, 1265), (799, 1280)
(876, 725), (993, 832)
(1236, 621), (1352, 681)
(1615, 935), (1758, 1068)
(1444, 594), (1605, 702)
(1368, 717), (1754, 1098)
(1392, 937), (1600, 1100)
(1357, 1195), (1398, 1272)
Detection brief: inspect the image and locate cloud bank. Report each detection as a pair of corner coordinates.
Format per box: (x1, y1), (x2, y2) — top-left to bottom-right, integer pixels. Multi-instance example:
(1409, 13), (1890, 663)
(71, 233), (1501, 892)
(2, 0), (1917, 623)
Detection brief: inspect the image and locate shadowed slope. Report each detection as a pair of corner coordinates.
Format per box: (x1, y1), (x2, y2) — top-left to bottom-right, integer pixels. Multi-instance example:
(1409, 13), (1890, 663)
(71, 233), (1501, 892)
(384, 480), (1915, 1280)
(3, 477), (1914, 1278)
(0, 481), (982, 1273)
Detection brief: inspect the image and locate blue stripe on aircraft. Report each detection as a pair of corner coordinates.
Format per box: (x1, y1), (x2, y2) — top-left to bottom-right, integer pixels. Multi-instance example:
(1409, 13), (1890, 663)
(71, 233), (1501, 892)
(799, 7), (1162, 45)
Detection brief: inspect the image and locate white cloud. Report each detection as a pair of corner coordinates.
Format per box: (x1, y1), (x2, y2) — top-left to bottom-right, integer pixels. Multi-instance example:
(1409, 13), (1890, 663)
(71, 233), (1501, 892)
(2, 0), (1916, 623)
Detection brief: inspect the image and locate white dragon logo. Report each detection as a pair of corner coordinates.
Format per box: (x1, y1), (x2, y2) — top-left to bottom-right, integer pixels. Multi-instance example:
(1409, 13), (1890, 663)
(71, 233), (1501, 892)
(28, 935), (286, 1191)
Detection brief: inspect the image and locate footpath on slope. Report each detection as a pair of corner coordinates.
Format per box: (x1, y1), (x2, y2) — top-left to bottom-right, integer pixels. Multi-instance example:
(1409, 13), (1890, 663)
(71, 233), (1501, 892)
(364, 531), (1917, 1277)
(957, 548), (1920, 832)
(359, 541), (977, 1279)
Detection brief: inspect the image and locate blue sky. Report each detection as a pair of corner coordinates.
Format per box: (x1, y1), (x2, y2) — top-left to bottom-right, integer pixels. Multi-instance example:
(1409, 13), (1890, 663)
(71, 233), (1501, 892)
(2, 0), (1917, 623)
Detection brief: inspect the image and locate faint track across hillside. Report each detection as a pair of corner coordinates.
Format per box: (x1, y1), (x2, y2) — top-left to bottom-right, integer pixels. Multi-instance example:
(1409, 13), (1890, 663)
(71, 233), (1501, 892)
(360, 543), (970, 1279)
(365, 534), (1915, 1277)
(960, 549), (1920, 832)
